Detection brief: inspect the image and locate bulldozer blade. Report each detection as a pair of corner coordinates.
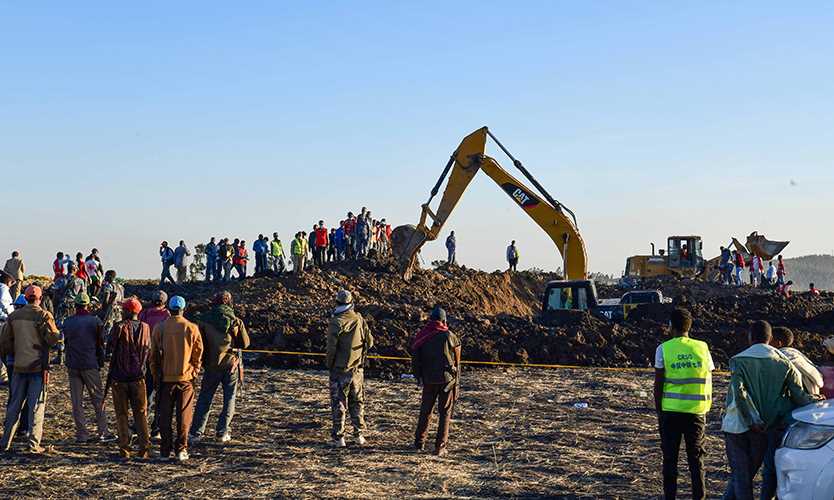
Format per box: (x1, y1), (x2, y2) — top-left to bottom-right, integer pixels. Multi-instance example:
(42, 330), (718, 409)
(391, 224), (427, 281)
(745, 232), (789, 260)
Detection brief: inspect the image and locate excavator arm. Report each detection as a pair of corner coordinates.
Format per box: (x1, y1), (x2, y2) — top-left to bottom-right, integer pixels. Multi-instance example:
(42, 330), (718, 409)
(391, 127), (588, 281)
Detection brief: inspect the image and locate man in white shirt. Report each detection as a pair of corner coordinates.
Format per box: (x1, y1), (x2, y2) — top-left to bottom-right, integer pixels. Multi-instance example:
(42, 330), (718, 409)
(771, 327), (823, 395)
(0, 270), (16, 383)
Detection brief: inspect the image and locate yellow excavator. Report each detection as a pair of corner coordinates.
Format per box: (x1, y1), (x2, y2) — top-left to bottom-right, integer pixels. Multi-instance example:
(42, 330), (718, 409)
(391, 127), (613, 320)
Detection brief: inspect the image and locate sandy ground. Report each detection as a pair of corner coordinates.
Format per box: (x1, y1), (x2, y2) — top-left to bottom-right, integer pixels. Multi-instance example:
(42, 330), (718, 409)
(0, 366), (732, 498)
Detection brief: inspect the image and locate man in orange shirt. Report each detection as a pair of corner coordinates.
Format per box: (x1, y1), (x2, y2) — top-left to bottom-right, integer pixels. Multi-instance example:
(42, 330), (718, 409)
(150, 295), (202, 461)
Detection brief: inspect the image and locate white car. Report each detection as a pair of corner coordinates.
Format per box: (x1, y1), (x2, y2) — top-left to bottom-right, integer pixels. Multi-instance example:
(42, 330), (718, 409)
(776, 399), (834, 499)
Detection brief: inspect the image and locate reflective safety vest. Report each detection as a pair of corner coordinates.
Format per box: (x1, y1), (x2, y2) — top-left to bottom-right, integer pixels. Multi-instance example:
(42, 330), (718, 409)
(661, 337), (712, 414)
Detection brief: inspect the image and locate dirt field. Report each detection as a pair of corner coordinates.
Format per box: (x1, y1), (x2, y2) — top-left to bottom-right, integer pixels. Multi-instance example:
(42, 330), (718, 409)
(0, 366), (732, 498)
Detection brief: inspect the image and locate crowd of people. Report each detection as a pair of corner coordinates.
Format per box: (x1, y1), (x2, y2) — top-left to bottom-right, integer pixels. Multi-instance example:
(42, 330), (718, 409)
(716, 248), (806, 298)
(158, 208), (394, 285)
(654, 308), (833, 500)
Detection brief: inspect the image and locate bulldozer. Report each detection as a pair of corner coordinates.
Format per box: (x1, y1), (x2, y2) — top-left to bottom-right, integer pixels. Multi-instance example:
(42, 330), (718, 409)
(390, 126), (621, 321)
(623, 236), (706, 280)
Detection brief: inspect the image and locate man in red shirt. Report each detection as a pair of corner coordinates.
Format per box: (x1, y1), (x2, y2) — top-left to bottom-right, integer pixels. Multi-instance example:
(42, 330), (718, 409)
(315, 221), (329, 268)
(809, 283), (821, 296)
(52, 252), (70, 280)
(776, 255), (786, 286)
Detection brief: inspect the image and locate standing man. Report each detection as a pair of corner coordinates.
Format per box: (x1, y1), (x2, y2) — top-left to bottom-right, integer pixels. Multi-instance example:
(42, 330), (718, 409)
(62, 292), (113, 443)
(445, 232), (456, 265)
(344, 213), (356, 260)
(749, 254), (763, 287)
(190, 291), (250, 443)
(52, 252), (70, 280)
(107, 298), (152, 459)
(721, 321), (818, 500)
(653, 308), (714, 500)
(0, 286), (61, 453)
(776, 254), (786, 286)
(291, 233), (306, 276)
(732, 251), (745, 286)
(58, 262), (87, 325)
(99, 270), (124, 336)
(235, 241), (248, 279)
(326, 290), (373, 448)
(219, 239), (233, 283)
(159, 241), (176, 286)
(151, 296), (203, 461)
(764, 261), (776, 287)
(138, 290), (170, 440)
(252, 235), (266, 275)
(205, 237), (218, 283)
(270, 233), (286, 274)
(506, 241), (520, 272)
(3, 251), (25, 300)
(174, 241), (191, 284)
(315, 221), (329, 267)
(411, 306), (461, 456)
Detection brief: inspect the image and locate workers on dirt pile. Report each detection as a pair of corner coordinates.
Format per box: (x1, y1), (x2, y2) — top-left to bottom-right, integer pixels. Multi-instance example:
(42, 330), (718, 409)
(99, 270), (125, 335)
(732, 250), (745, 286)
(653, 308), (713, 500)
(159, 241), (176, 286)
(3, 251), (25, 300)
(507, 241), (519, 272)
(721, 320), (820, 500)
(411, 306), (460, 456)
(291, 233), (306, 276)
(270, 233), (286, 275)
(719, 246), (732, 285)
(205, 237), (218, 283)
(445, 231), (456, 265)
(0, 285), (61, 453)
(139, 290), (170, 439)
(62, 292), (114, 443)
(190, 291), (250, 444)
(775, 254), (786, 286)
(809, 282), (821, 296)
(749, 254), (763, 287)
(326, 289), (373, 448)
(0, 270), (16, 384)
(151, 295), (203, 462)
(107, 298), (152, 459)
(174, 241), (191, 284)
(57, 262), (87, 325)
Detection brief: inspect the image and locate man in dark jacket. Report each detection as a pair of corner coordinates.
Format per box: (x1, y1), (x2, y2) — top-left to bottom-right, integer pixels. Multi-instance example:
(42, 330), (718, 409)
(190, 291), (250, 444)
(411, 306), (461, 456)
(63, 292), (113, 443)
(326, 290), (373, 448)
(107, 298), (152, 459)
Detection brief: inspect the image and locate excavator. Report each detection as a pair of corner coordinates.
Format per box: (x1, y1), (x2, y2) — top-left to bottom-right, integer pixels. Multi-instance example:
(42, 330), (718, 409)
(390, 126), (609, 321)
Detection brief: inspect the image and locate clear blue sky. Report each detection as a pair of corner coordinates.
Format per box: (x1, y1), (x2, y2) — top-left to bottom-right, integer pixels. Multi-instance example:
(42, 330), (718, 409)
(3, 2), (833, 278)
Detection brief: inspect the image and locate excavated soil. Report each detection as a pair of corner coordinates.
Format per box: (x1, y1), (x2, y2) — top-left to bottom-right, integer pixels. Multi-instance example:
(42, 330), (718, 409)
(124, 262), (834, 372)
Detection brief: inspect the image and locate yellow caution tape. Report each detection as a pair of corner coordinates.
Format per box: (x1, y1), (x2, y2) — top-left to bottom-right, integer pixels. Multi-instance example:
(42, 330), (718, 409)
(240, 348), (678, 373)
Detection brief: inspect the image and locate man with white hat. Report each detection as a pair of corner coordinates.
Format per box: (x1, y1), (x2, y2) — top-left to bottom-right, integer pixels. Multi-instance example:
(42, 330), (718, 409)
(326, 289), (373, 448)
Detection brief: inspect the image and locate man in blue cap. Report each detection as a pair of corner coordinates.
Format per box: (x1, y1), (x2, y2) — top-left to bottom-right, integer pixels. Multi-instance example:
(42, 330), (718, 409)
(411, 305), (461, 456)
(150, 295), (202, 461)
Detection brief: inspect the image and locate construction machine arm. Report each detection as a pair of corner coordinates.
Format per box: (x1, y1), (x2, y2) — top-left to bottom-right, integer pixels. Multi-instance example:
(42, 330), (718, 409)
(392, 127), (588, 281)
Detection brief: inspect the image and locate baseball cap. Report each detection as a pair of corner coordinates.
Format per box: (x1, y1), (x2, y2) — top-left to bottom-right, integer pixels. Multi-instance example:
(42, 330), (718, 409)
(122, 298), (142, 314)
(336, 289), (353, 305)
(168, 295), (186, 311)
(74, 292), (91, 306)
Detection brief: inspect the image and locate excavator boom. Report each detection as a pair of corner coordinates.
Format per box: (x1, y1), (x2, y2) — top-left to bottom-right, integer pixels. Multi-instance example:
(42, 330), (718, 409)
(392, 127), (588, 281)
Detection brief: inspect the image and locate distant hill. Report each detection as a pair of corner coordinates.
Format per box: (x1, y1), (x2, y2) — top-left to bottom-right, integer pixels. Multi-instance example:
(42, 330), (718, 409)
(783, 254), (834, 291)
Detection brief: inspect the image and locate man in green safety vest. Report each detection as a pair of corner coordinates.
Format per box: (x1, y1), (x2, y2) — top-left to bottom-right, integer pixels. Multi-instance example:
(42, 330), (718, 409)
(653, 308), (714, 500)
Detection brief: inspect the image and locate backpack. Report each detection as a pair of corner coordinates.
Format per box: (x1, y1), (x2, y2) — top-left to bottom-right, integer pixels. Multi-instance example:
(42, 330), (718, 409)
(112, 320), (150, 381)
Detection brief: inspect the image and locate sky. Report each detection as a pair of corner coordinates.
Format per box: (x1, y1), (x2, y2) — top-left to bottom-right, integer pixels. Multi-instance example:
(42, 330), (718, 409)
(2, 2), (834, 279)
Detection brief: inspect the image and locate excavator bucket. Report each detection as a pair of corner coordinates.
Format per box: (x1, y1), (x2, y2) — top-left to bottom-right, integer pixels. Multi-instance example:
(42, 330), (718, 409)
(745, 232), (789, 260)
(391, 224), (427, 281)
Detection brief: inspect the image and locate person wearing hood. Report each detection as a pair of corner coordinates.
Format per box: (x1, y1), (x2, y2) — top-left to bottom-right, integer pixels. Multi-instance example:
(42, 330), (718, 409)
(411, 306), (461, 456)
(721, 321), (820, 500)
(325, 289), (373, 448)
(190, 291), (249, 444)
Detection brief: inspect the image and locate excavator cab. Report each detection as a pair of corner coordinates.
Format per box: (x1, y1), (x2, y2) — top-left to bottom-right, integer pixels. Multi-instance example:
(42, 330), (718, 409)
(667, 236), (703, 270)
(542, 280), (598, 314)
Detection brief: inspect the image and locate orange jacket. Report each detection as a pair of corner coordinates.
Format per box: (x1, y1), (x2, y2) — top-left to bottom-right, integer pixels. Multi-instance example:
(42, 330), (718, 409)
(150, 315), (203, 383)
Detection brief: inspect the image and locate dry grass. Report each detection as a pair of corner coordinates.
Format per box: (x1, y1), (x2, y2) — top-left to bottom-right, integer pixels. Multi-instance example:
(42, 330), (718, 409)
(0, 366), (731, 498)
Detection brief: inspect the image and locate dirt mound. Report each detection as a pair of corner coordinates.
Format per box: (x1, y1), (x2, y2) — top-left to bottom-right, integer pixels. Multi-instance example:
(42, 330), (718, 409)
(124, 265), (834, 372)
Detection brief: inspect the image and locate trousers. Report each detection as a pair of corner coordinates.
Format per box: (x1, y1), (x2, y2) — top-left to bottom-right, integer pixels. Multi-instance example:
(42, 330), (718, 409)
(191, 367), (239, 437)
(112, 379), (150, 458)
(67, 367), (108, 440)
(159, 380), (195, 456)
(722, 431), (768, 500)
(415, 382), (456, 451)
(1, 372), (47, 451)
(329, 369), (365, 440)
(660, 411), (706, 500)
